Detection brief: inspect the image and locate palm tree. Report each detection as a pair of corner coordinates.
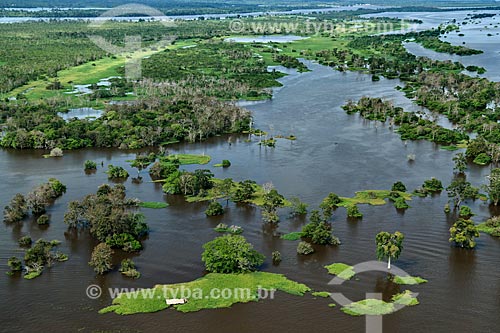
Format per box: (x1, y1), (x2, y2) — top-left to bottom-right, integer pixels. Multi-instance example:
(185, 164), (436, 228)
(375, 231), (404, 270)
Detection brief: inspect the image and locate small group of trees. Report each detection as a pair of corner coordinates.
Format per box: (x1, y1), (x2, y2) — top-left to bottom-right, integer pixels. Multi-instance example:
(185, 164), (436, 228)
(301, 210), (340, 245)
(8, 239), (67, 279)
(64, 184), (147, 254)
(3, 178), (66, 223)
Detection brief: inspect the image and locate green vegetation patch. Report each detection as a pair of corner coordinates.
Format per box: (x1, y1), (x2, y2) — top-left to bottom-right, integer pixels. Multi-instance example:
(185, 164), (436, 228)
(100, 272), (310, 315)
(312, 291), (331, 298)
(392, 290), (420, 306)
(338, 190), (412, 207)
(393, 275), (428, 285)
(139, 202), (169, 209)
(324, 263), (356, 280)
(166, 154), (211, 165)
(342, 291), (418, 316)
(477, 222), (500, 237)
(280, 232), (303, 241)
(186, 178), (290, 207)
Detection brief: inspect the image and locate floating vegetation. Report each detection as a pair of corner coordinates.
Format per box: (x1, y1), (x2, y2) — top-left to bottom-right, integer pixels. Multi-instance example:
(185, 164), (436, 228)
(280, 232), (303, 241)
(139, 202), (169, 209)
(392, 275), (428, 285)
(99, 272), (310, 315)
(341, 291), (419, 316)
(324, 263), (355, 280)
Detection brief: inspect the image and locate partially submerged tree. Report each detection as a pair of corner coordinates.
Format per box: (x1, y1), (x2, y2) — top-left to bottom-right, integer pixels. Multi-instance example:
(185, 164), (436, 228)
(202, 235), (264, 273)
(89, 243), (114, 274)
(261, 188), (285, 224)
(3, 193), (28, 223)
(375, 231), (404, 270)
(485, 168), (500, 205)
(449, 218), (479, 249)
(452, 152), (467, 174)
(446, 177), (479, 207)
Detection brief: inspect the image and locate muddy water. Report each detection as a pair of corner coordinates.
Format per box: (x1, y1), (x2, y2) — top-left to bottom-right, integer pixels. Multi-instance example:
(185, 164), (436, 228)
(1, 62), (500, 333)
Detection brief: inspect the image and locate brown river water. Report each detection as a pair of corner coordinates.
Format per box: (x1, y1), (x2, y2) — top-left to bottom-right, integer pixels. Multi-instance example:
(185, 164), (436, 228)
(1, 61), (500, 332)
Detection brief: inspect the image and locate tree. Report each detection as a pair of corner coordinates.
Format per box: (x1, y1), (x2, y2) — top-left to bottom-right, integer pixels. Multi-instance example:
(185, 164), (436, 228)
(3, 193), (28, 223)
(375, 231), (404, 270)
(297, 241), (314, 255)
(106, 165), (129, 179)
(319, 192), (341, 220)
(261, 189), (285, 224)
(205, 201), (224, 216)
(289, 197), (308, 216)
(232, 180), (256, 202)
(446, 177), (479, 207)
(452, 152), (467, 174)
(449, 218), (479, 248)
(84, 160), (97, 170)
(301, 210), (340, 245)
(89, 243), (114, 274)
(485, 168), (500, 205)
(201, 235), (265, 273)
(215, 178), (233, 206)
(391, 181), (407, 192)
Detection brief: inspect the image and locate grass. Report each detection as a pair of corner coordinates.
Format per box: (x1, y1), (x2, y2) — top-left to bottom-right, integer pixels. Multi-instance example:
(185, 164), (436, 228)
(328, 303), (337, 308)
(99, 272), (310, 315)
(392, 290), (420, 306)
(186, 178), (291, 207)
(476, 222), (499, 236)
(338, 190), (412, 207)
(3, 39), (196, 103)
(167, 154), (211, 165)
(341, 291), (418, 316)
(324, 263), (356, 280)
(24, 271), (42, 280)
(139, 202), (169, 209)
(393, 275), (428, 285)
(312, 291), (331, 298)
(280, 232), (303, 241)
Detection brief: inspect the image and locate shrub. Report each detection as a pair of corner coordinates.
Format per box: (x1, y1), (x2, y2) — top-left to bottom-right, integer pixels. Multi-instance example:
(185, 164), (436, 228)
(205, 201), (224, 216)
(449, 218), (479, 249)
(289, 197), (308, 216)
(106, 165), (129, 179)
(84, 160), (97, 170)
(221, 159), (231, 168)
(272, 251), (281, 264)
(444, 203), (451, 214)
(37, 214), (50, 225)
(105, 233), (142, 252)
(120, 259), (141, 279)
(459, 205), (474, 218)
(18, 236), (32, 247)
(422, 178), (443, 192)
(347, 205), (363, 218)
(485, 216), (500, 228)
(7, 257), (22, 272)
(473, 153), (491, 166)
(393, 197), (409, 209)
(391, 181), (407, 192)
(202, 235), (265, 273)
(297, 241), (314, 255)
(49, 148), (63, 157)
(3, 193), (28, 223)
(89, 243), (114, 274)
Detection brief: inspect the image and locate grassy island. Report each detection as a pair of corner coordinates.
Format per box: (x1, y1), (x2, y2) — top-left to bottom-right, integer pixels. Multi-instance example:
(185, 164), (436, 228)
(100, 272), (310, 315)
